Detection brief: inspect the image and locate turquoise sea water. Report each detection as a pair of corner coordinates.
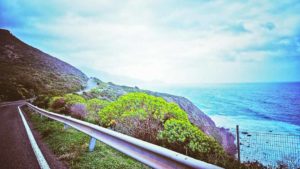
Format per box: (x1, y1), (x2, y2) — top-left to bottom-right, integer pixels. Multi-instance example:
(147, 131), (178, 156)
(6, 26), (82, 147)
(158, 82), (300, 133)
(157, 82), (300, 166)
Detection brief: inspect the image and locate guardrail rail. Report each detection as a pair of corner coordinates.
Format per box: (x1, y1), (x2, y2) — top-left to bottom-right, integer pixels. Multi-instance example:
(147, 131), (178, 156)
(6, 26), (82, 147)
(25, 103), (223, 169)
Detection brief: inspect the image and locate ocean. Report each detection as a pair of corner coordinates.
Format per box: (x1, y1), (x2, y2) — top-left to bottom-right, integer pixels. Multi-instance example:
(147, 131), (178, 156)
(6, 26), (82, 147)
(157, 82), (300, 166)
(158, 82), (300, 133)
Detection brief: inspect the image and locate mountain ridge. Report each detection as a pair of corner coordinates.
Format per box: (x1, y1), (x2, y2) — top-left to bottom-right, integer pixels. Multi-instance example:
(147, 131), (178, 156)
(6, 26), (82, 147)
(0, 29), (88, 101)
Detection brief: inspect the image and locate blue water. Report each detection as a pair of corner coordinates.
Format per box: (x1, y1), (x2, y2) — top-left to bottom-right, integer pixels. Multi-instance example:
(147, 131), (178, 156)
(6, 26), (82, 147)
(155, 82), (300, 166)
(158, 82), (300, 133)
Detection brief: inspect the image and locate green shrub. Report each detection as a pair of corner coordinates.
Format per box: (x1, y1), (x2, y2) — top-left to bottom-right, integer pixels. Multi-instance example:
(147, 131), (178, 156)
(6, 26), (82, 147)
(64, 94), (86, 105)
(99, 92), (227, 166)
(48, 96), (66, 112)
(48, 94), (86, 116)
(158, 119), (224, 158)
(85, 99), (110, 123)
(33, 95), (50, 108)
(87, 99), (110, 112)
(99, 92), (188, 127)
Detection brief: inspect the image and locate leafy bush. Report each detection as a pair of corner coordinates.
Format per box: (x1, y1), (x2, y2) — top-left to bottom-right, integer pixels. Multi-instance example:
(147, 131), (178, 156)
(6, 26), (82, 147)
(64, 94), (86, 105)
(114, 116), (163, 143)
(87, 99), (109, 112)
(85, 99), (110, 123)
(99, 92), (189, 143)
(98, 92), (228, 165)
(99, 92), (188, 127)
(48, 96), (66, 113)
(158, 119), (224, 157)
(48, 94), (87, 117)
(47, 94), (113, 122)
(33, 95), (50, 108)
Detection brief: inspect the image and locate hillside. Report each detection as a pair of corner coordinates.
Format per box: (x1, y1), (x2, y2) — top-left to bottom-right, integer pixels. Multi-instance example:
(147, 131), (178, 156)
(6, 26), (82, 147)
(0, 29), (88, 101)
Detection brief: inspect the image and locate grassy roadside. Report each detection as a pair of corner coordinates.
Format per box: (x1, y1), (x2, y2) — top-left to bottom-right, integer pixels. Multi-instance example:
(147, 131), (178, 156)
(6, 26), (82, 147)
(24, 107), (149, 169)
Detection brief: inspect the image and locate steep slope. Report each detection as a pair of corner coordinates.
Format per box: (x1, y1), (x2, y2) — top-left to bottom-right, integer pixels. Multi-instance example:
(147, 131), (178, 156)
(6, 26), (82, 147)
(0, 29), (88, 101)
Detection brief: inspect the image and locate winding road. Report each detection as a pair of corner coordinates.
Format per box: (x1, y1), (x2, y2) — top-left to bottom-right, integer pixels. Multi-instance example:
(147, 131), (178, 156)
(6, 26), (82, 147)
(0, 101), (66, 169)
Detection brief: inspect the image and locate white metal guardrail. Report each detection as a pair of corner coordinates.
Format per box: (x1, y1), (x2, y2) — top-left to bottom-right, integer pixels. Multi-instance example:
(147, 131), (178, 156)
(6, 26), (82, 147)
(0, 100), (25, 107)
(26, 103), (223, 169)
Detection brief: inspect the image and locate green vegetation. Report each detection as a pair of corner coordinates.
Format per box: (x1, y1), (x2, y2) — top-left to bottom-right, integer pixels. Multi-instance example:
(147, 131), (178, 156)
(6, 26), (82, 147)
(44, 92), (225, 161)
(99, 92), (226, 163)
(0, 29), (87, 102)
(87, 85), (119, 101)
(32, 92), (267, 169)
(43, 92), (227, 166)
(46, 94), (109, 123)
(86, 99), (110, 123)
(25, 108), (149, 169)
(159, 119), (223, 157)
(48, 96), (66, 113)
(82, 79), (142, 102)
(64, 94), (87, 105)
(33, 94), (51, 108)
(99, 92), (188, 127)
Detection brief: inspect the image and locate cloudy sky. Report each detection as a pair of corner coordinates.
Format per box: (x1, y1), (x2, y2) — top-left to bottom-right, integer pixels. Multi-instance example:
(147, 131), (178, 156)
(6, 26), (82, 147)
(1, 0), (300, 86)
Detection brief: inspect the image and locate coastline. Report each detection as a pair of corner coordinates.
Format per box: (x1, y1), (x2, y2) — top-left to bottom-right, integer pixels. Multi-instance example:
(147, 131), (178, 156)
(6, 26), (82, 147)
(155, 82), (300, 167)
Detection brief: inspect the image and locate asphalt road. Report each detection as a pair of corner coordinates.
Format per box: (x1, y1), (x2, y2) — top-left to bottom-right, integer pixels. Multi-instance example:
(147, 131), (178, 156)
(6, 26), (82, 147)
(0, 101), (66, 169)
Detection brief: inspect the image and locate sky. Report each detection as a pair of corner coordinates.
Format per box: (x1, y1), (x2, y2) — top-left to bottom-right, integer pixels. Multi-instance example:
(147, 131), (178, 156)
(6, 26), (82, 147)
(1, 0), (300, 87)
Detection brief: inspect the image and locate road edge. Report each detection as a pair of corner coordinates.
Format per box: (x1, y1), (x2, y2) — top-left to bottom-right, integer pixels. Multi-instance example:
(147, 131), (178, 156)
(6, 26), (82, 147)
(18, 106), (50, 169)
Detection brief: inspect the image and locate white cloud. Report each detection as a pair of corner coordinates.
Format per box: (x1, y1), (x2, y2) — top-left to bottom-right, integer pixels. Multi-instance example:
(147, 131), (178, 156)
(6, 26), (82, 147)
(3, 0), (300, 85)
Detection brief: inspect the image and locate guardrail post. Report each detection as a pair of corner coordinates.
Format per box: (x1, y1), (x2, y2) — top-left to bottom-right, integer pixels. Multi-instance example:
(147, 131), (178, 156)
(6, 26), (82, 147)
(64, 123), (70, 130)
(89, 137), (96, 152)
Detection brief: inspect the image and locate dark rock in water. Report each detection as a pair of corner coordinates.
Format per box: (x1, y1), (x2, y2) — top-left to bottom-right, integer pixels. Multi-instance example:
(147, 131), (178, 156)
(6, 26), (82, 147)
(247, 134), (252, 137)
(242, 131), (249, 135)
